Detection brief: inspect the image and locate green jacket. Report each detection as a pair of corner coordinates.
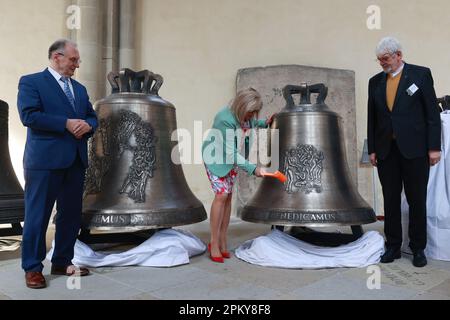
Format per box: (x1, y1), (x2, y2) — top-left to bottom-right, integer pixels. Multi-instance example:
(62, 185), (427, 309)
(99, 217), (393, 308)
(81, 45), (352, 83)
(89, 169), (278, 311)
(202, 106), (267, 177)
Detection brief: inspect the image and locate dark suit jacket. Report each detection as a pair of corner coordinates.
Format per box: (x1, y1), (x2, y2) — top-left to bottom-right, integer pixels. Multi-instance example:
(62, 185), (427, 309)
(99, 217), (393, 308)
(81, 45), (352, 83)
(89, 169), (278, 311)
(367, 63), (441, 160)
(17, 68), (98, 170)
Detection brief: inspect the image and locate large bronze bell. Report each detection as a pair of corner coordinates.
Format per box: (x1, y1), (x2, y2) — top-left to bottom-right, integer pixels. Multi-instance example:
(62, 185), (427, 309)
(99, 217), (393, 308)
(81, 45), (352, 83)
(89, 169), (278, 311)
(0, 100), (24, 236)
(82, 69), (207, 231)
(240, 83), (376, 227)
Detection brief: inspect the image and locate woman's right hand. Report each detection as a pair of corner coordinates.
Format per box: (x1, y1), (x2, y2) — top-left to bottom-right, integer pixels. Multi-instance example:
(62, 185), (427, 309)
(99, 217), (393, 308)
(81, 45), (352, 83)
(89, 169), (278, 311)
(266, 113), (276, 126)
(254, 167), (267, 177)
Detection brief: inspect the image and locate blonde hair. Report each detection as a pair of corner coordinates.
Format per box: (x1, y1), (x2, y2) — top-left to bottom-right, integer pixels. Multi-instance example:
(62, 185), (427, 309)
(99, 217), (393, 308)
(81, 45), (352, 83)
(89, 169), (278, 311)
(230, 88), (263, 124)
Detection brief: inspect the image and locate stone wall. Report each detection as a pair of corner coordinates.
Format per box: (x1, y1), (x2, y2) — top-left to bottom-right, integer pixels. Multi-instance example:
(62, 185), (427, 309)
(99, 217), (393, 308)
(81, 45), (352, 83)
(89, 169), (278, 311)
(234, 65), (358, 214)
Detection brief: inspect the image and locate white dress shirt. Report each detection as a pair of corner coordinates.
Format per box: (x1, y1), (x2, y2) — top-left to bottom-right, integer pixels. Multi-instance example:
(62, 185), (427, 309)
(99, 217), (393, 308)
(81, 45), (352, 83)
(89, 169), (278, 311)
(47, 66), (75, 97)
(390, 62), (405, 78)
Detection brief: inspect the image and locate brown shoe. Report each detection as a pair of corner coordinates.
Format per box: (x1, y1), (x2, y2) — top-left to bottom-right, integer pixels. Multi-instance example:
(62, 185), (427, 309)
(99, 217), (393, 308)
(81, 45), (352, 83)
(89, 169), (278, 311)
(51, 264), (90, 276)
(25, 272), (47, 289)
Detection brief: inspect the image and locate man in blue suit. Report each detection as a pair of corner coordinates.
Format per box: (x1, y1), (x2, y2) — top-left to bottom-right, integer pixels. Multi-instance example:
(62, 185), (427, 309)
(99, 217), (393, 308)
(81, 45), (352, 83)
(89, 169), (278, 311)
(17, 39), (98, 288)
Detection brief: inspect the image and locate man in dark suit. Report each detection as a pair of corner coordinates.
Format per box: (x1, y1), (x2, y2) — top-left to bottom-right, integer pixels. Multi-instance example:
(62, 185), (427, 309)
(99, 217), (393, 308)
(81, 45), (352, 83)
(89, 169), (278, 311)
(367, 36), (441, 267)
(17, 39), (98, 288)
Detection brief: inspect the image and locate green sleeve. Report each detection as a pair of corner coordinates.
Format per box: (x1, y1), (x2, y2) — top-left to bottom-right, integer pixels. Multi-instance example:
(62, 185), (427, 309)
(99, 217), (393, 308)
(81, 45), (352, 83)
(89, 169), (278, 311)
(222, 120), (257, 176)
(256, 119), (268, 128)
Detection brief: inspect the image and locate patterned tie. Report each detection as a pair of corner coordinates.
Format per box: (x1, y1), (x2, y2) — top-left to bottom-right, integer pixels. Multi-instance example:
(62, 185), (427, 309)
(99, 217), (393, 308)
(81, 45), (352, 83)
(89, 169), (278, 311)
(60, 76), (76, 112)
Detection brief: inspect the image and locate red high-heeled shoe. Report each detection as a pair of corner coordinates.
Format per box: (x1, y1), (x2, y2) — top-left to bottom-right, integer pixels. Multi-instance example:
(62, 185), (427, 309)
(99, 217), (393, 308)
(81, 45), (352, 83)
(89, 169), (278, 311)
(207, 244), (224, 263)
(209, 255), (224, 263)
(208, 243), (231, 259)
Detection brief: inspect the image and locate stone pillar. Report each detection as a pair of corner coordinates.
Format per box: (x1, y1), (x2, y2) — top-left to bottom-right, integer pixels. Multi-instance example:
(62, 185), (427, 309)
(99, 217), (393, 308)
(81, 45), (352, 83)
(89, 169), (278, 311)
(70, 0), (103, 102)
(102, 0), (120, 97)
(119, 0), (136, 70)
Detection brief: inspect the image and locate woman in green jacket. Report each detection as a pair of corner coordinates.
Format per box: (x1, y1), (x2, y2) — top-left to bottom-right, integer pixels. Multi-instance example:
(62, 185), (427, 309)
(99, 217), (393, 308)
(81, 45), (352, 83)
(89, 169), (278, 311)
(202, 88), (272, 263)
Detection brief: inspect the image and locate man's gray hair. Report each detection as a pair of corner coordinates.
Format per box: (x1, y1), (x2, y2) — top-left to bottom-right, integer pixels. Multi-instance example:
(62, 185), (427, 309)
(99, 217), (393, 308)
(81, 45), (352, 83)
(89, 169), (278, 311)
(48, 39), (77, 60)
(375, 37), (402, 56)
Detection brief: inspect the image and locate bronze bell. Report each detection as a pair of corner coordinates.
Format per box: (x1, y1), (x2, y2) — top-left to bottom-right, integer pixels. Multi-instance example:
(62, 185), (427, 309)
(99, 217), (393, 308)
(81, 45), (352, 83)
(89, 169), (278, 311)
(240, 83), (376, 227)
(0, 100), (24, 236)
(82, 69), (207, 231)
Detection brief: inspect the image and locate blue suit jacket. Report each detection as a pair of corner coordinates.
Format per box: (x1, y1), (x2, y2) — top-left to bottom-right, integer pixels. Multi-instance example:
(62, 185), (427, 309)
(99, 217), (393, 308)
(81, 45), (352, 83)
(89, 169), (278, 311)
(17, 68), (98, 170)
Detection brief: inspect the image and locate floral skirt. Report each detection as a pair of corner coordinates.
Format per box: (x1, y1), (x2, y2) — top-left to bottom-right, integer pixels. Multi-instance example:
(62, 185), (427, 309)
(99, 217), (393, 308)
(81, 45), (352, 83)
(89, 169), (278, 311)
(205, 166), (238, 194)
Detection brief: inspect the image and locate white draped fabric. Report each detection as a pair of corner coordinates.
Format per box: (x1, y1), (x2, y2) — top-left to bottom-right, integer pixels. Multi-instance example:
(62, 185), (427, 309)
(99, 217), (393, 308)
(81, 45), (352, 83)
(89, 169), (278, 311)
(235, 229), (385, 269)
(46, 229), (206, 267)
(402, 111), (450, 260)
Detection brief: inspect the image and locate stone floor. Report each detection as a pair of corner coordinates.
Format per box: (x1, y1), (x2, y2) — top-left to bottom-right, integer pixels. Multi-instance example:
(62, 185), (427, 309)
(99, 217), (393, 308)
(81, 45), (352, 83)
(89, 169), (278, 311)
(0, 219), (449, 300)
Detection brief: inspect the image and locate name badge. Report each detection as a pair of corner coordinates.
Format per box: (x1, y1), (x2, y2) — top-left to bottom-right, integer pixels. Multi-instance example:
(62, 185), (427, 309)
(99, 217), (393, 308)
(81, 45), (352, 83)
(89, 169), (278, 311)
(407, 83), (419, 96)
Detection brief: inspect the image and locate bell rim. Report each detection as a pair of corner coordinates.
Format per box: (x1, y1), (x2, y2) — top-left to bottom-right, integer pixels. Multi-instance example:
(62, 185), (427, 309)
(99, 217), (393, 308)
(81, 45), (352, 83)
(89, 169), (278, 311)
(81, 206), (207, 229)
(275, 110), (340, 118)
(239, 206), (376, 227)
(94, 94), (175, 109)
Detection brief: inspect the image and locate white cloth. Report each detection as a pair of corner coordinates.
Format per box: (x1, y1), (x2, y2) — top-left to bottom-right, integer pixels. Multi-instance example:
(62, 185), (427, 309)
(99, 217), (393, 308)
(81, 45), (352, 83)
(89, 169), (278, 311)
(402, 111), (450, 260)
(46, 229), (206, 267)
(0, 237), (21, 252)
(235, 229), (385, 269)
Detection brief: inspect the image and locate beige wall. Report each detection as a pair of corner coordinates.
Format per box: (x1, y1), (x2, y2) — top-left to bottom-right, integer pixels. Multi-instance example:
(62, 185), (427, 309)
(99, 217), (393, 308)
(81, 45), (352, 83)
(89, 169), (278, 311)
(1, 0), (449, 214)
(135, 0), (450, 212)
(0, 0), (69, 185)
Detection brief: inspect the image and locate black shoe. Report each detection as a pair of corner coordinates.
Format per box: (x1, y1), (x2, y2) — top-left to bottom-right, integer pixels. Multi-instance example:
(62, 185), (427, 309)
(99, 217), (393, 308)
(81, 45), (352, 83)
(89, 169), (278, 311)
(380, 247), (401, 263)
(412, 250), (427, 267)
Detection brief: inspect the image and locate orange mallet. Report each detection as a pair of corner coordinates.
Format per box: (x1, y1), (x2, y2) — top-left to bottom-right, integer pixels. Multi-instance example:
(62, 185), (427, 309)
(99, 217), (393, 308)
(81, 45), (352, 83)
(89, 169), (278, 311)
(263, 170), (287, 183)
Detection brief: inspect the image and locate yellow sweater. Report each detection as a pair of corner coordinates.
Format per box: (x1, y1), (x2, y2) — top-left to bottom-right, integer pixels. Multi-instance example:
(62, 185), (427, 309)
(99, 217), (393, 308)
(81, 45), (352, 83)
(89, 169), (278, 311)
(386, 71), (402, 111)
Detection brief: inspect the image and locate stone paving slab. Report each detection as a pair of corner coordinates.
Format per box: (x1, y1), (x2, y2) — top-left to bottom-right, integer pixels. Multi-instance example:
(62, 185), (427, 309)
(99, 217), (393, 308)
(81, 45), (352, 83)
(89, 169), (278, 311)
(288, 272), (419, 300)
(196, 255), (342, 294)
(1, 219), (449, 300)
(148, 271), (283, 300)
(0, 262), (144, 300)
(0, 292), (11, 300)
(342, 260), (450, 292)
(125, 292), (160, 300)
(428, 279), (450, 298)
(102, 264), (211, 293)
(410, 291), (450, 300)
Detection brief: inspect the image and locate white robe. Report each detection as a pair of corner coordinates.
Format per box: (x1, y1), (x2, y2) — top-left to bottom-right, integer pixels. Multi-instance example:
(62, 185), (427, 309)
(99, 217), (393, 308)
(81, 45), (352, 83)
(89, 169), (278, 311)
(235, 230), (385, 269)
(46, 229), (206, 267)
(402, 111), (450, 260)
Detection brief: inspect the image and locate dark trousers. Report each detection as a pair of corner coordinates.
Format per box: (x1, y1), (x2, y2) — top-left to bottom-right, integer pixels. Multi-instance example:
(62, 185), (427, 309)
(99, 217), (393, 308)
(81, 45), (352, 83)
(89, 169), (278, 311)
(22, 155), (85, 272)
(377, 141), (429, 252)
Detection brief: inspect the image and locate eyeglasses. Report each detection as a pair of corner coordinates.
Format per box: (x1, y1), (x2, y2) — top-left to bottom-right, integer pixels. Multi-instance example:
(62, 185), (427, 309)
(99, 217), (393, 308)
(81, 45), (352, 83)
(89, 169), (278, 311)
(375, 52), (397, 63)
(56, 52), (82, 64)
